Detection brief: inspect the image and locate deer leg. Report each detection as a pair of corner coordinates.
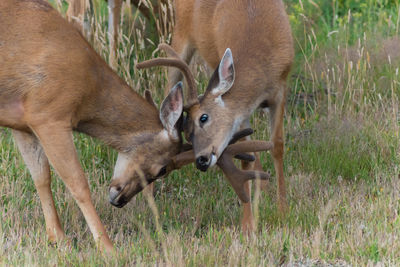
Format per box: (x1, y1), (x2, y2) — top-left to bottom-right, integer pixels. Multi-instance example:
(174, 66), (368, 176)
(32, 122), (113, 253)
(238, 120), (255, 232)
(108, 0), (122, 69)
(240, 171), (255, 233)
(269, 85), (288, 213)
(12, 130), (65, 243)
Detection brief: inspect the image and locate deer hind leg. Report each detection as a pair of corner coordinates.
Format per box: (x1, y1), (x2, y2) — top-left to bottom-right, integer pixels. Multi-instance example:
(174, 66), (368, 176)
(108, 0), (122, 70)
(31, 122), (113, 253)
(12, 130), (65, 243)
(269, 83), (288, 214)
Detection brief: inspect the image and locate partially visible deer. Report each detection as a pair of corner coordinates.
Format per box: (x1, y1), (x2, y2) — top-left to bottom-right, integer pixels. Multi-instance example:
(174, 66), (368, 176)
(139, 0), (294, 231)
(0, 0), (270, 251)
(66, 0), (121, 68)
(1, 0), (188, 252)
(66, 0), (171, 69)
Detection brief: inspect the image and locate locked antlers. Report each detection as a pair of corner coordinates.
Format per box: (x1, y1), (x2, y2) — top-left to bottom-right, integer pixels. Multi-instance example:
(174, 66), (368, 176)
(136, 43), (199, 109)
(137, 46), (273, 202)
(171, 129), (273, 203)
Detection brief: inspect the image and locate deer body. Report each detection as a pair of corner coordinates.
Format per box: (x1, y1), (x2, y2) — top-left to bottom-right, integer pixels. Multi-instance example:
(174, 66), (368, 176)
(168, 0), (294, 229)
(1, 0), (185, 252)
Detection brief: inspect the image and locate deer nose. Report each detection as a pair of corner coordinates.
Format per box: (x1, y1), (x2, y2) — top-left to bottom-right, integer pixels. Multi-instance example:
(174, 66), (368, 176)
(196, 155), (210, 172)
(109, 184), (128, 208)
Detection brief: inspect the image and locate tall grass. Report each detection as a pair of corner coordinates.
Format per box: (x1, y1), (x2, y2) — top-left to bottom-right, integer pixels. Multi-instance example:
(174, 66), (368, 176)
(0, 0), (400, 265)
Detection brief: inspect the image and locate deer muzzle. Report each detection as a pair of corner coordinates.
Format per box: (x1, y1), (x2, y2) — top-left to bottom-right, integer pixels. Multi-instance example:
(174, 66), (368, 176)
(195, 152), (217, 171)
(109, 180), (142, 208)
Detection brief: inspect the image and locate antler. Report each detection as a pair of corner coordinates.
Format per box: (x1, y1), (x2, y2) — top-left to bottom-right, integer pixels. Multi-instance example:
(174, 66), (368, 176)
(172, 129), (273, 203)
(217, 140), (273, 202)
(136, 43), (199, 110)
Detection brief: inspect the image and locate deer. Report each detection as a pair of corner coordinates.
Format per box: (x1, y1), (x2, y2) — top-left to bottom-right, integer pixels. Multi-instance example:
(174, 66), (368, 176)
(66, 0), (121, 68)
(136, 0), (294, 232)
(0, 0), (271, 252)
(66, 0), (171, 69)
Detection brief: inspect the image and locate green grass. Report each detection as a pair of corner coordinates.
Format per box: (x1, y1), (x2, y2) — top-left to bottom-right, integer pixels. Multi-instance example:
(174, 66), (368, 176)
(1, 0), (400, 265)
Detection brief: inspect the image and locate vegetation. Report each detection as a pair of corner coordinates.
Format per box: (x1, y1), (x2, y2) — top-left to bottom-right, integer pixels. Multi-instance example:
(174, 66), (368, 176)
(1, 0), (399, 265)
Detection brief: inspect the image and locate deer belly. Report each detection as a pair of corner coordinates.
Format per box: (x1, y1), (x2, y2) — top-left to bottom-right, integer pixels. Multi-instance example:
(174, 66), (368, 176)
(0, 99), (26, 130)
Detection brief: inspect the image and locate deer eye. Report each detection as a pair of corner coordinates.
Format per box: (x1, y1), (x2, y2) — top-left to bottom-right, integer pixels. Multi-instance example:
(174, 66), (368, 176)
(156, 166), (167, 177)
(199, 114), (208, 124)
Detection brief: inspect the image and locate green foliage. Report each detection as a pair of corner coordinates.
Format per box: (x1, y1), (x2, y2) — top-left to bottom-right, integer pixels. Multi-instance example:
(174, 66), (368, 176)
(286, 116), (399, 182)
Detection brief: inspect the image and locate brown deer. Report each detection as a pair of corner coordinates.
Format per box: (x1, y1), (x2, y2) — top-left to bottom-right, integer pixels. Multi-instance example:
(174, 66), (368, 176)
(66, 0), (170, 69)
(0, 0), (270, 252)
(138, 0), (294, 231)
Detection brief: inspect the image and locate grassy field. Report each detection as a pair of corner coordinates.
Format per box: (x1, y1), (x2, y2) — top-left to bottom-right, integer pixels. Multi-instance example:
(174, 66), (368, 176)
(1, 0), (400, 265)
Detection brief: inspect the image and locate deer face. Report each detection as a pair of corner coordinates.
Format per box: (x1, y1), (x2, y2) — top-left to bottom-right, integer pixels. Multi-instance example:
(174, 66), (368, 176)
(185, 49), (241, 171)
(109, 83), (184, 208)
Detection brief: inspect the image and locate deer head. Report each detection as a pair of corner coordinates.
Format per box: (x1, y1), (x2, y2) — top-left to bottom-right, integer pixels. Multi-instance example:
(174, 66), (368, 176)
(111, 125), (272, 206)
(109, 82), (184, 207)
(185, 48), (243, 171)
(137, 44), (246, 172)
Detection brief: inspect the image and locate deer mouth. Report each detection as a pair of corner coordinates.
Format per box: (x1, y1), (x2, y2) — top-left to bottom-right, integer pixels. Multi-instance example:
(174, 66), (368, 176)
(109, 182), (143, 208)
(109, 184), (129, 208)
(109, 175), (159, 208)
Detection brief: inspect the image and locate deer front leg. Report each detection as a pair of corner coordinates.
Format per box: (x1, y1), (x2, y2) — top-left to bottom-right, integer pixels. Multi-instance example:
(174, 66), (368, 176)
(32, 122), (113, 253)
(269, 85), (288, 213)
(237, 121), (255, 232)
(12, 130), (65, 243)
(240, 167), (255, 233)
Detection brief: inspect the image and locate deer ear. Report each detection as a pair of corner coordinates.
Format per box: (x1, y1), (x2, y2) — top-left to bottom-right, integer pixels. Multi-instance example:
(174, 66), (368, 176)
(160, 82), (183, 139)
(211, 48), (235, 96)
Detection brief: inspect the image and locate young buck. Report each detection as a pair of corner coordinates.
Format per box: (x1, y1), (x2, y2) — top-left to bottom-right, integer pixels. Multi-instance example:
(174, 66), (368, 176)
(139, 0), (294, 231)
(0, 0), (189, 252)
(0, 0), (271, 251)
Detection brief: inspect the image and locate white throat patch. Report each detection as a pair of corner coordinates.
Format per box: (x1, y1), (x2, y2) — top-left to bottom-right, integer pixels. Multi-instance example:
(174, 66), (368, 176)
(113, 153), (131, 179)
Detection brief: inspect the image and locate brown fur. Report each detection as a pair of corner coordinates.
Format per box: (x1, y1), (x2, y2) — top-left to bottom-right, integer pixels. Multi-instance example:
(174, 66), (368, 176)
(0, 0), (182, 252)
(169, 0), (294, 230)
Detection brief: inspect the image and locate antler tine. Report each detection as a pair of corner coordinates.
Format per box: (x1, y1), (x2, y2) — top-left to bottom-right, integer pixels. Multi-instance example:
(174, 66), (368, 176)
(172, 149), (195, 170)
(217, 140), (274, 203)
(229, 128), (254, 145)
(171, 128), (255, 170)
(172, 128), (273, 203)
(136, 44), (199, 109)
(226, 140), (274, 155)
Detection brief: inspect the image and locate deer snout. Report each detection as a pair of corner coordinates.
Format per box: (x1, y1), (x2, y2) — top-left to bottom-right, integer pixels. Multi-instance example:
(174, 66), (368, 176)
(196, 153), (217, 172)
(196, 155), (210, 171)
(109, 182), (129, 208)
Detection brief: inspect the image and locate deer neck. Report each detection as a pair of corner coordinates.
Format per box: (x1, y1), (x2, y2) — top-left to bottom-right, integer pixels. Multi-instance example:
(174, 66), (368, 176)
(223, 61), (267, 116)
(76, 63), (163, 151)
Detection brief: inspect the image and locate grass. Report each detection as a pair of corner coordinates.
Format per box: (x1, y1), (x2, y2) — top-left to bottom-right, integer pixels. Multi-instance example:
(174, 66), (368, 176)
(1, 0), (400, 265)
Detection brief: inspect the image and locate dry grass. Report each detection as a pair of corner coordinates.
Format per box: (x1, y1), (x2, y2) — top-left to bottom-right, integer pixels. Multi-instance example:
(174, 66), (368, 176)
(0, 0), (400, 266)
